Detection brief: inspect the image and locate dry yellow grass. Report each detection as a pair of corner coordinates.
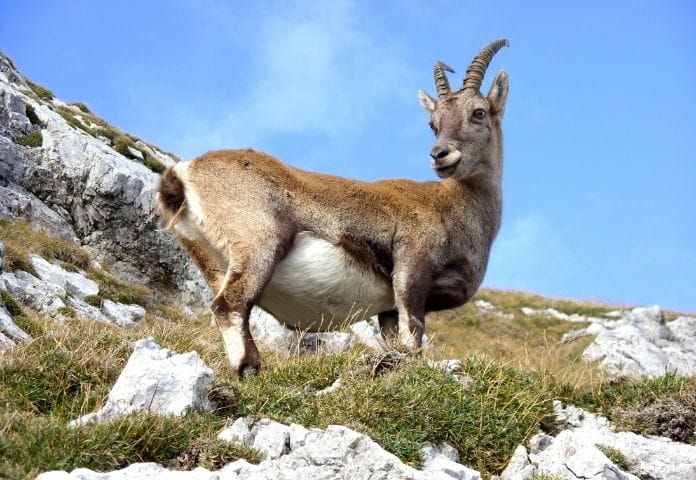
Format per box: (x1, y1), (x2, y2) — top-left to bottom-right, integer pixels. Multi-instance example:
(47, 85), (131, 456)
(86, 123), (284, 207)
(425, 289), (609, 390)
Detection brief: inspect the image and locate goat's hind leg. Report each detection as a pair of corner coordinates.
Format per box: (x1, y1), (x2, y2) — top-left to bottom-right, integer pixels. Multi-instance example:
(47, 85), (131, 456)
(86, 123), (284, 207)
(212, 239), (289, 378)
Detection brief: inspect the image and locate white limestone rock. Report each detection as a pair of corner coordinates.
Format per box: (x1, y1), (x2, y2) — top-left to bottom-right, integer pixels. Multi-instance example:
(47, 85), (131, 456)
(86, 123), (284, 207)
(101, 299), (146, 327)
(0, 269), (66, 315)
(219, 417), (290, 460)
(301, 331), (353, 353)
(529, 429), (639, 480)
(249, 307), (297, 354)
(30, 255), (99, 299)
(36, 462), (236, 480)
(218, 418), (480, 480)
(69, 338), (214, 427)
(0, 330), (15, 348)
(500, 445), (535, 480)
(580, 307), (696, 378)
(504, 402), (696, 480)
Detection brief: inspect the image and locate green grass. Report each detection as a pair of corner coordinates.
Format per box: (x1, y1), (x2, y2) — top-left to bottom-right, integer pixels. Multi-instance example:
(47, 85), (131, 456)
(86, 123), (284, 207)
(1, 226), (693, 477)
(15, 130), (43, 148)
(84, 294), (105, 308)
(143, 150), (167, 174)
(86, 269), (151, 306)
(233, 353), (557, 473)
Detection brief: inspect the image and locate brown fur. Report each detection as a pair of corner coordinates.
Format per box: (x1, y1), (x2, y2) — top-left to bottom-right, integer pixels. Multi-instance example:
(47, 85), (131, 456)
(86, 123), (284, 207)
(157, 39), (510, 377)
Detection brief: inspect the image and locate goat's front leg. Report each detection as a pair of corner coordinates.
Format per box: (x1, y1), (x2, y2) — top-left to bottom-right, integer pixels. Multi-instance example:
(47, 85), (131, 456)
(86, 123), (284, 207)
(212, 241), (286, 377)
(392, 258), (432, 351)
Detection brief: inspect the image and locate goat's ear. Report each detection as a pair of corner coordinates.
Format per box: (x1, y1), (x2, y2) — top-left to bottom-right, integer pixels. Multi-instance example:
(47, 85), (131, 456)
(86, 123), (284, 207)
(487, 70), (509, 119)
(418, 90), (436, 115)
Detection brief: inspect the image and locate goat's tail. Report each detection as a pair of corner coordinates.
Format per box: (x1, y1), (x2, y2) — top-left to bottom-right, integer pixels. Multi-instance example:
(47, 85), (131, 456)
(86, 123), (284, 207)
(157, 167), (187, 229)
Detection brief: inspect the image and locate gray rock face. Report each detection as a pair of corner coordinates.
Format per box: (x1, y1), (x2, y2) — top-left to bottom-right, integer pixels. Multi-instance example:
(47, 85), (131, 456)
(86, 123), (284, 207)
(0, 49), (207, 308)
(69, 338), (214, 428)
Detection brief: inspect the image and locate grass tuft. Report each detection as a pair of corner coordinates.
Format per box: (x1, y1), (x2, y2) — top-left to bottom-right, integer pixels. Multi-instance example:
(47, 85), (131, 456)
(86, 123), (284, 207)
(24, 103), (44, 127)
(26, 80), (54, 101)
(0, 220), (90, 272)
(596, 444), (635, 472)
(84, 294), (105, 308)
(86, 269), (150, 306)
(143, 150), (167, 174)
(70, 102), (91, 114)
(15, 130), (43, 148)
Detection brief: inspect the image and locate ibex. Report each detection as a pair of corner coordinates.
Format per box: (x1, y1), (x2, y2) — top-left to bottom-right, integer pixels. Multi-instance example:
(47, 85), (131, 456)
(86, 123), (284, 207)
(158, 38), (509, 377)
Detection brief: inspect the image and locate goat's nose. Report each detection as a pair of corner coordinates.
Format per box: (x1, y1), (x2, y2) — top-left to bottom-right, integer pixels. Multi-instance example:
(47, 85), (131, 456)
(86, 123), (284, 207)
(430, 144), (450, 161)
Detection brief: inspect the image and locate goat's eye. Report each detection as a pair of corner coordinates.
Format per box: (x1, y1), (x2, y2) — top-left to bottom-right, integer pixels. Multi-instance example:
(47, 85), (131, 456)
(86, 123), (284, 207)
(429, 121), (438, 134)
(473, 109), (486, 120)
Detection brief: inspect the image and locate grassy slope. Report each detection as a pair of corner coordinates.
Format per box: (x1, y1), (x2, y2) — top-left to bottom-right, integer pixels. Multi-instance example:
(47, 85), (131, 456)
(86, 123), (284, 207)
(1, 221), (694, 479)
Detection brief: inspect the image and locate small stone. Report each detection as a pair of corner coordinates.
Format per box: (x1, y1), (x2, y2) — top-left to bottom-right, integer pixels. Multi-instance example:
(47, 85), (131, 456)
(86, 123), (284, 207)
(101, 299), (146, 327)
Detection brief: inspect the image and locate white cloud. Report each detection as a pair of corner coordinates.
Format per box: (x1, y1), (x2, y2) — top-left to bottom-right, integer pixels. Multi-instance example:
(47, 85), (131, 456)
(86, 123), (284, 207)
(176, 0), (414, 157)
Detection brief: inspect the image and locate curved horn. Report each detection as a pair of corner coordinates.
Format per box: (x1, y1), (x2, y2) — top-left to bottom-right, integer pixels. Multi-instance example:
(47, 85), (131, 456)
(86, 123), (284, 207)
(434, 61), (454, 97)
(461, 38), (509, 92)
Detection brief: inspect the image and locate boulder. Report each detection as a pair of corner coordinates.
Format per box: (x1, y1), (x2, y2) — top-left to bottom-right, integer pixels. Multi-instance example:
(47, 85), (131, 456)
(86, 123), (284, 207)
(69, 338), (214, 427)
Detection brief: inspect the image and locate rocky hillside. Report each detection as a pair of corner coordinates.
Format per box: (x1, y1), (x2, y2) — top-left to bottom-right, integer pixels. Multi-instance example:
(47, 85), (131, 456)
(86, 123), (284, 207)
(0, 51), (207, 307)
(1, 51), (695, 480)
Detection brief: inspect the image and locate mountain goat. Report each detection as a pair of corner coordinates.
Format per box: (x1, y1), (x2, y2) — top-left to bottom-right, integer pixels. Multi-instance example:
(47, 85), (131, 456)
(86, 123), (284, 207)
(158, 38), (510, 377)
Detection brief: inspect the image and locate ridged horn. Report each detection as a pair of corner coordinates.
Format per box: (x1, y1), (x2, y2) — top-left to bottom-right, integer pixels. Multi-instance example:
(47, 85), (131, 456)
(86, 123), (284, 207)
(461, 38), (509, 92)
(434, 61), (454, 97)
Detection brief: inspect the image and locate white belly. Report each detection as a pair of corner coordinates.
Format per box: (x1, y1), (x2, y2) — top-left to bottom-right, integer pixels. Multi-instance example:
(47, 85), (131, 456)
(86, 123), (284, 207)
(259, 232), (395, 331)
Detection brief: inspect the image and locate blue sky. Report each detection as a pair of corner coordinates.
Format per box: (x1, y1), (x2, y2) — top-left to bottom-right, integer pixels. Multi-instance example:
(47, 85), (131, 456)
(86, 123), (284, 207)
(2, 1), (695, 312)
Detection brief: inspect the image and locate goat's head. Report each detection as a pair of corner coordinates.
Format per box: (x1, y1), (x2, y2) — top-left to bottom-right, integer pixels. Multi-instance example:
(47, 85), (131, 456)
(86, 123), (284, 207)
(418, 39), (509, 180)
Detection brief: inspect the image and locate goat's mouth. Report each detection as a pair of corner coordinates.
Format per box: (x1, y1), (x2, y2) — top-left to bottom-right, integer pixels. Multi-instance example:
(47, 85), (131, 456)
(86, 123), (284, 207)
(434, 158), (461, 178)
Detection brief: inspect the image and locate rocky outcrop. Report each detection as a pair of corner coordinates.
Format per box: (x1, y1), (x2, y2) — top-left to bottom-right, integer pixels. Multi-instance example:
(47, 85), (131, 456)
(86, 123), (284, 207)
(0, 49), (207, 307)
(500, 402), (696, 480)
(0, 254), (146, 334)
(69, 338), (214, 428)
(40, 421), (481, 480)
(517, 304), (696, 379)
